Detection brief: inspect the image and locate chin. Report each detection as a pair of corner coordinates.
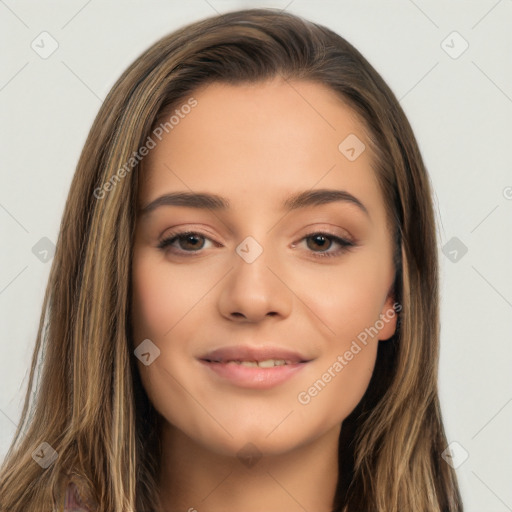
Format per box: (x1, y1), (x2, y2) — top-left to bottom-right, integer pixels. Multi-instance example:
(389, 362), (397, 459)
(187, 416), (318, 460)
(206, 434), (303, 460)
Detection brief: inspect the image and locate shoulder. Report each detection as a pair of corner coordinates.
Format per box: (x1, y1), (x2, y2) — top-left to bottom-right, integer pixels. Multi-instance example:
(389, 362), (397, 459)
(63, 481), (91, 512)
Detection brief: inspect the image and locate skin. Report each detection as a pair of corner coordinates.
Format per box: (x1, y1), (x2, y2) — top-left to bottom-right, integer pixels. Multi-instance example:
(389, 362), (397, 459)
(131, 78), (397, 512)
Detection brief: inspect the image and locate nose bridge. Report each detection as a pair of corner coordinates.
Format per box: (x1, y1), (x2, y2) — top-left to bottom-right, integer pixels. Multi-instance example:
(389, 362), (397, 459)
(235, 234), (267, 266)
(232, 233), (280, 292)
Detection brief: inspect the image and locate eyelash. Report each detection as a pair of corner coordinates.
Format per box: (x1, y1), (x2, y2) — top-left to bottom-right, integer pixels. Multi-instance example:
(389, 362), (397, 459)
(157, 230), (355, 259)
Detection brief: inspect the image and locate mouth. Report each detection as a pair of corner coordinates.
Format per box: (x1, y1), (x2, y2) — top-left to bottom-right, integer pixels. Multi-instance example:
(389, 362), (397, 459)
(202, 358), (299, 367)
(198, 345), (313, 389)
(199, 345), (311, 364)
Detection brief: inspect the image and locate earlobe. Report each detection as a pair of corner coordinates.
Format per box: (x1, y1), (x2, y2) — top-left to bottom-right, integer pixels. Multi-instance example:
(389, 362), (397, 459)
(377, 294), (399, 341)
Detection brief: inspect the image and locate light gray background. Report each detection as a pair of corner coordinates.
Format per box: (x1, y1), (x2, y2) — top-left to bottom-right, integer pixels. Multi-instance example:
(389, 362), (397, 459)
(1, 1), (511, 510)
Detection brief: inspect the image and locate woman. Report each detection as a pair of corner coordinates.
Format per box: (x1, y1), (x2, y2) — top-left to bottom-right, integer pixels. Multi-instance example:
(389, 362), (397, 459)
(0, 8), (463, 511)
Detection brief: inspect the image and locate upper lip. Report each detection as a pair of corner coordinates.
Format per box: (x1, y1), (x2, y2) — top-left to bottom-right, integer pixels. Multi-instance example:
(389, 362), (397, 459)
(199, 345), (312, 364)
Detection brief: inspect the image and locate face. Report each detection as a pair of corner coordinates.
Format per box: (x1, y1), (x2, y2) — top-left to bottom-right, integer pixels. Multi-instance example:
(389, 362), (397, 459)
(131, 78), (397, 458)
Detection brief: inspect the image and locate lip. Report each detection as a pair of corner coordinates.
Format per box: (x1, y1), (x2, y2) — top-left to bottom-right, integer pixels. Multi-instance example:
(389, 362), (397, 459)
(198, 345), (313, 390)
(200, 345), (311, 364)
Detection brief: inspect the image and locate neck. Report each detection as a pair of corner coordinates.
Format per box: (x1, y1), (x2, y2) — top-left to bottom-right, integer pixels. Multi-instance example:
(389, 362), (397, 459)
(157, 422), (340, 512)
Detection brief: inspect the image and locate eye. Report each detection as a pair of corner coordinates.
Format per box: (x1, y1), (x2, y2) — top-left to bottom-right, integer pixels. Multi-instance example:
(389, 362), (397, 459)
(157, 231), (216, 254)
(294, 231), (355, 259)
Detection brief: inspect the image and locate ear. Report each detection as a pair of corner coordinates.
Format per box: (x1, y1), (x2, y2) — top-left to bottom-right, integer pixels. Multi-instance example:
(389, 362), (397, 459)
(377, 292), (399, 341)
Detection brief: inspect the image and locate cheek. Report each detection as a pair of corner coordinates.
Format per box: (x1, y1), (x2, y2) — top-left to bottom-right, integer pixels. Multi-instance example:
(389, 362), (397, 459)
(295, 340), (378, 429)
(131, 253), (211, 438)
(291, 254), (388, 418)
(296, 255), (390, 343)
(131, 252), (207, 342)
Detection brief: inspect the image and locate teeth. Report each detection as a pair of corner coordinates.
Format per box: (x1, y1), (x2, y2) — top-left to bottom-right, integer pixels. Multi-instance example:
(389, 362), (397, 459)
(258, 359), (286, 367)
(239, 361), (258, 367)
(224, 359), (288, 367)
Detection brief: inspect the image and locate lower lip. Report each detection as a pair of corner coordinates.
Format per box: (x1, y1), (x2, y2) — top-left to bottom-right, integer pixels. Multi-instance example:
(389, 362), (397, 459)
(199, 360), (308, 389)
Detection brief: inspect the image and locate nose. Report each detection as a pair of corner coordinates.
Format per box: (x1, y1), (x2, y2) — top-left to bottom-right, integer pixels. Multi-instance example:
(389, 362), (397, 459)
(217, 242), (293, 323)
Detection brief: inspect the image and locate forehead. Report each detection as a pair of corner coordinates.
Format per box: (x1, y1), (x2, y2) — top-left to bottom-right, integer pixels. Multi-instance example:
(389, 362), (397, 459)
(138, 79), (385, 222)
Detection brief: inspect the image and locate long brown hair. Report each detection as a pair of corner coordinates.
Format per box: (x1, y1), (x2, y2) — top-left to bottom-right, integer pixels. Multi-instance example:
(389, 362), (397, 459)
(0, 8), (463, 511)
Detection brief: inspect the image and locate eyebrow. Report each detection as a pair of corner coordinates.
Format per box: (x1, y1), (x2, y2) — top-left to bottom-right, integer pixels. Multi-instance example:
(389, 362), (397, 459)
(139, 188), (369, 218)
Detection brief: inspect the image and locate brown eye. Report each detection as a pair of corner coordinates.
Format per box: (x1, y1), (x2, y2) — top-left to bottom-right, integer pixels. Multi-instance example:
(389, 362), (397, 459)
(306, 234), (333, 252)
(176, 233), (206, 251)
(158, 231), (213, 253)
(297, 232), (355, 259)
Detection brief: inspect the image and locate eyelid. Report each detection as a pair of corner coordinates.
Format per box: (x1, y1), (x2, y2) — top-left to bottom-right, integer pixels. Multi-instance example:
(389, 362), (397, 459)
(295, 224), (354, 244)
(158, 224), (218, 244)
